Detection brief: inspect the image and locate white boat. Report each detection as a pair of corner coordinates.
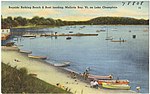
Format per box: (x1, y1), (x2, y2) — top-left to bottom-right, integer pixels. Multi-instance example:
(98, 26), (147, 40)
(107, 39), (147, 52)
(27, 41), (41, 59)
(54, 62), (70, 67)
(19, 50), (32, 54)
(28, 54), (47, 60)
(111, 28), (118, 31)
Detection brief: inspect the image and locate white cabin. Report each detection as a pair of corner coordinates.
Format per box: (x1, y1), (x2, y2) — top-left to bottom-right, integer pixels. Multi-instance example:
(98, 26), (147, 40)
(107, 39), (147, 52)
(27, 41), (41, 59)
(1, 29), (10, 34)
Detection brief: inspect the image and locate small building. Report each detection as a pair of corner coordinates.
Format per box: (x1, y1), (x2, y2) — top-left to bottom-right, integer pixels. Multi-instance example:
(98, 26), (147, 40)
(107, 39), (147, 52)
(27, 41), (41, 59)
(1, 29), (10, 34)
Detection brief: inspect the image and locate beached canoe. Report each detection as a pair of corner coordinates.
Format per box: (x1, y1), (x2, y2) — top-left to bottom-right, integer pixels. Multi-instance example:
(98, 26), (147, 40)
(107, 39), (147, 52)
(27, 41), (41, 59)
(88, 74), (113, 80)
(20, 50), (32, 54)
(28, 54), (47, 60)
(54, 62), (70, 67)
(102, 82), (131, 90)
(98, 80), (129, 85)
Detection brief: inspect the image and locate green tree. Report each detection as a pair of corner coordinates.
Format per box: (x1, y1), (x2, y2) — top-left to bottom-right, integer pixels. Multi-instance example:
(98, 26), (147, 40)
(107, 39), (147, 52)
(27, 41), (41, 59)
(14, 16), (27, 26)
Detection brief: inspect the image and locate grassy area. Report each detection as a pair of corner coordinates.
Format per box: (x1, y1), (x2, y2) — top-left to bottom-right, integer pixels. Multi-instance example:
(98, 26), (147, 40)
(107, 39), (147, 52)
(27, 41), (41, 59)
(2, 63), (71, 93)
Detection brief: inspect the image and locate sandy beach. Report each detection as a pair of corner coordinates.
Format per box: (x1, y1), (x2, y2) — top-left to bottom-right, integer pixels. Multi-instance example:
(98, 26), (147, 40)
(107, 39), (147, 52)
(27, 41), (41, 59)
(1, 46), (136, 94)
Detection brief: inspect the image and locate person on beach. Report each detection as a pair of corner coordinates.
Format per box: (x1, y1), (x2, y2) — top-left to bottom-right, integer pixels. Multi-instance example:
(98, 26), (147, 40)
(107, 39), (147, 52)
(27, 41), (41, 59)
(83, 72), (88, 80)
(90, 80), (94, 88)
(82, 69), (90, 80)
(14, 59), (20, 62)
(70, 72), (76, 79)
(93, 80), (99, 89)
(85, 69), (89, 74)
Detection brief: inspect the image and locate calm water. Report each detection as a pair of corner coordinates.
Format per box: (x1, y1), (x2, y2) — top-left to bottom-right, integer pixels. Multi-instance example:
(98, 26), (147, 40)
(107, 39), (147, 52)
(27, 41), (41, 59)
(11, 25), (149, 93)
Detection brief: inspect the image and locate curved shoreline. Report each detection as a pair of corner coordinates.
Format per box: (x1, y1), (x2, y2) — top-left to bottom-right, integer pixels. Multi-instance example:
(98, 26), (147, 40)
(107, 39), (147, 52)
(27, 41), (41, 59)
(1, 46), (136, 94)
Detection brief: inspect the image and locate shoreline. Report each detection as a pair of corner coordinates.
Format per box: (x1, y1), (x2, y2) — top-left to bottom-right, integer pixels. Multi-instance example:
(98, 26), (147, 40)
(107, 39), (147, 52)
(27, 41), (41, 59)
(1, 46), (136, 94)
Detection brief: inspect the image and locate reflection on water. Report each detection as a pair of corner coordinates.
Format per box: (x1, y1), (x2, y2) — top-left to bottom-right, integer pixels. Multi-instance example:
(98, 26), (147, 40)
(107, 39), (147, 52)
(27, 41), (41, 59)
(11, 25), (149, 93)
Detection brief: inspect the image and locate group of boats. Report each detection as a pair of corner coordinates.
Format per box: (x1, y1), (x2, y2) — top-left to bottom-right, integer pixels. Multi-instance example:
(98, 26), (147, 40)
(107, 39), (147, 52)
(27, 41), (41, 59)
(19, 49), (47, 60)
(96, 27), (127, 42)
(19, 49), (71, 67)
(88, 74), (130, 90)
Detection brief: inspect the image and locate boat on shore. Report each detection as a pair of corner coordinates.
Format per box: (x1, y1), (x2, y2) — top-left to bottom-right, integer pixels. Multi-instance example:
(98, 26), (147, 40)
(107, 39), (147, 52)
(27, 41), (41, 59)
(28, 54), (47, 60)
(54, 62), (70, 67)
(98, 80), (129, 85)
(19, 50), (32, 54)
(88, 74), (113, 80)
(102, 82), (131, 90)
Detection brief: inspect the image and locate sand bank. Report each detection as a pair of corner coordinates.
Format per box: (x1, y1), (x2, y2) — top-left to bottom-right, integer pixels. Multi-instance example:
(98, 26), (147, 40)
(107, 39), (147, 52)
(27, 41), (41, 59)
(1, 47), (136, 94)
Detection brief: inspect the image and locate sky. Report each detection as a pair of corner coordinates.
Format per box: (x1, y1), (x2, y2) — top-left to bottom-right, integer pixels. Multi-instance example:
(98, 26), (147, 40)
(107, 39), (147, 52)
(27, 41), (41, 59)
(1, 1), (149, 21)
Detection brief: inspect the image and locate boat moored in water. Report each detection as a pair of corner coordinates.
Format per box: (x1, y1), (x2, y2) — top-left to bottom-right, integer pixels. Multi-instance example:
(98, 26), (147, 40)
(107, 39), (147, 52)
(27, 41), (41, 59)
(111, 38), (126, 42)
(111, 40), (127, 42)
(102, 82), (131, 90)
(66, 37), (72, 40)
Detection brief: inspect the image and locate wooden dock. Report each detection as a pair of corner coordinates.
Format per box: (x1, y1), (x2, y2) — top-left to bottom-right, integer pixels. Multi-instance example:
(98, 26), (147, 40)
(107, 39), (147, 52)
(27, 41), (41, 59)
(40, 33), (98, 37)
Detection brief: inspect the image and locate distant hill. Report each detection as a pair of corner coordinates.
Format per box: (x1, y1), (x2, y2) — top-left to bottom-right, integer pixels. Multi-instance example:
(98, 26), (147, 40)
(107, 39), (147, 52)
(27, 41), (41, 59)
(1, 16), (149, 29)
(88, 17), (149, 25)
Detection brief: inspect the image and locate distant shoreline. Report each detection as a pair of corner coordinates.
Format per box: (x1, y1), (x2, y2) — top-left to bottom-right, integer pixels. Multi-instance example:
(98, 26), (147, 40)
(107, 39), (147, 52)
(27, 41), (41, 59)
(11, 24), (149, 29)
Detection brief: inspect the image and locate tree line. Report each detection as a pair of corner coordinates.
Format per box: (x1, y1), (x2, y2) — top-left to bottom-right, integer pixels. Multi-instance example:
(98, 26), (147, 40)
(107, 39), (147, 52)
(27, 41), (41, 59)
(1, 15), (149, 29)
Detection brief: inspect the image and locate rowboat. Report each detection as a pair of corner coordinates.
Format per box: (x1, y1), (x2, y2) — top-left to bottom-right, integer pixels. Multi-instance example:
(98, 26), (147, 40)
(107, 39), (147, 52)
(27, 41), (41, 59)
(98, 80), (129, 85)
(102, 82), (131, 90)
(28, 54), (47, 60)
(20, 50), (32, 54)
(54, 62), (70, 67)
(88, 74), (113, 80)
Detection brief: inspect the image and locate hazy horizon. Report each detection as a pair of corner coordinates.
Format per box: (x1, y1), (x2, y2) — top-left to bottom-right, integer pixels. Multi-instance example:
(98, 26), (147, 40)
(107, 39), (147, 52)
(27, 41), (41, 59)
(1, 1), (149, 21)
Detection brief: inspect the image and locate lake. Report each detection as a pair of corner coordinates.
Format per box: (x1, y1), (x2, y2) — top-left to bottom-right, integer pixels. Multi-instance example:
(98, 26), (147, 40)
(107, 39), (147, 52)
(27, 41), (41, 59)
(11, 25), (149, 93)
